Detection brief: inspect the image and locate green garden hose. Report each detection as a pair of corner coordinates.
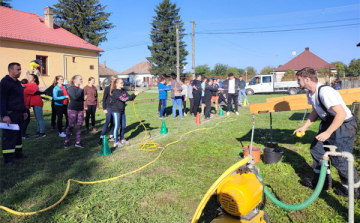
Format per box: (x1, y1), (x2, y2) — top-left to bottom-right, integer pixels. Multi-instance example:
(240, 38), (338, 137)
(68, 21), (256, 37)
(258, 159), (328, 211)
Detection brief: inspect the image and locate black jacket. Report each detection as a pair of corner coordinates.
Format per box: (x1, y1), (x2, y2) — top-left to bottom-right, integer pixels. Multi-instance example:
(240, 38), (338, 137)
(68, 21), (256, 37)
(204, 84), (219, 101)
(102, 85), (113, 110)
(111, 88), (136, 113)
(0, 75), (26, 118)
(211, 83), (219, 96)
(222, 78), (241, 96)
(191, 79), (202, 95)
(67, 85), (84, 111)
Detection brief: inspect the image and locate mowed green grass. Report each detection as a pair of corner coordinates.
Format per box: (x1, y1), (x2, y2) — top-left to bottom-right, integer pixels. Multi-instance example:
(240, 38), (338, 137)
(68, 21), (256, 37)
(0, 92), (359, 223)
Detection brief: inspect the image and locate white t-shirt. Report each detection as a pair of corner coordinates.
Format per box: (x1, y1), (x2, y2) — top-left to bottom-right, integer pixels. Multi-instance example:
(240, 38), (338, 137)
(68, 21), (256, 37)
(307, 83), (352, 121)
(228, 79), (235, 94)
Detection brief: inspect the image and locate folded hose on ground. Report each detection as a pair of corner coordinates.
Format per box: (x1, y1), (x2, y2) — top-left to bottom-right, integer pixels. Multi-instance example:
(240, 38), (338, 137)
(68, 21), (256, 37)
(258, 159), (328, 211)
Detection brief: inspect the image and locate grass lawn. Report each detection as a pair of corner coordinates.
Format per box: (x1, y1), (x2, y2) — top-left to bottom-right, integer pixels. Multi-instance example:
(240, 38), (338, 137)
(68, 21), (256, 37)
(0, 93), (359, 223)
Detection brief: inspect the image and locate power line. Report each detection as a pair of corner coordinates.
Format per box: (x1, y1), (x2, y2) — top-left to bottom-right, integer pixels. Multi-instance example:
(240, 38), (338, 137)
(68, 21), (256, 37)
(199, 18), (360, 32)
(196, 23), (360, 34)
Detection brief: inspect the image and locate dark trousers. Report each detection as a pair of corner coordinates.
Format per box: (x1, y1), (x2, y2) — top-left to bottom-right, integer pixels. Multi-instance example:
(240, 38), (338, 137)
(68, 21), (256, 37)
(2, 111), (24, 162)
(55, 105), (68, 133)
(205, 99), (211, 118)
(51, 100), (56, 127)
(227, 94), (238, 112)
(189, 98), (194, 114)
(101, 107), (114, 136)
(182, 96), (187, 114)
(158, 100), (161, 113)
(311, 116), (359, 187)
(192, 94), (201, 116)
(21, 108), (30, 136)
(85, 105), (97, 129)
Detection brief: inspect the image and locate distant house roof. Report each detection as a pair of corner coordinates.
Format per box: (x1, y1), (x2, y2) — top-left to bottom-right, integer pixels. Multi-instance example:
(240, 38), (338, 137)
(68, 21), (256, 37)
(120, 61), (152, 74)
(276, 47), (335, 71)
(99, 62), (120, 77)
(0, 6), (103, 52)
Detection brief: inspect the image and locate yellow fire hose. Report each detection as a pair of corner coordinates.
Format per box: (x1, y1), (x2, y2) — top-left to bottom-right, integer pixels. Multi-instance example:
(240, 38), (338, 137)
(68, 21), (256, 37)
(0, 101), (236, 216)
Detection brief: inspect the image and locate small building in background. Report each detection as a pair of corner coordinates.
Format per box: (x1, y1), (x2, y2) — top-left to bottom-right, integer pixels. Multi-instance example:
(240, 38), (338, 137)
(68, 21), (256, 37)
(275, 47), (336, 82)
(119, 61), (156, 87)
(0, 6), (103, 89)
(98, 61), (120, 89)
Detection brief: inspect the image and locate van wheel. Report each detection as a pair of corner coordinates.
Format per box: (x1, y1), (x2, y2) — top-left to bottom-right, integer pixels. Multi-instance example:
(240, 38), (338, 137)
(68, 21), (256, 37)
(246, 89), (254, 95)
(288, 88), (297, 95)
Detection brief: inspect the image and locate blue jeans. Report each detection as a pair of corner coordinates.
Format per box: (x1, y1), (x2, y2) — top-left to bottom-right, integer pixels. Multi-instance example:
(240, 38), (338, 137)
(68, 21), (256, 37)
(112, 112), (126, 143)
(160, 99), (167, 117)
(238, 90), (248, 104)
(172, 97), (183, 118)
(101, 107), (114, 137)
(33, 106), (45, 133)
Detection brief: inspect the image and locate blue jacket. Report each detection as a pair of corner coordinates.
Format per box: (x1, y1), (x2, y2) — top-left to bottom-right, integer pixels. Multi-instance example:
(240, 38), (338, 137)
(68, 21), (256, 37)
(53, 85), (68, 106)
(158, 83), (171, 99)
(0, 75), (26, 118)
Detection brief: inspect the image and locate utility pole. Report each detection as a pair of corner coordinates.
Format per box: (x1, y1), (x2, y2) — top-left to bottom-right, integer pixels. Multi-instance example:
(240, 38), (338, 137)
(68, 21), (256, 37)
(176, 25), (180, 82)
(190, 21), (195, 79)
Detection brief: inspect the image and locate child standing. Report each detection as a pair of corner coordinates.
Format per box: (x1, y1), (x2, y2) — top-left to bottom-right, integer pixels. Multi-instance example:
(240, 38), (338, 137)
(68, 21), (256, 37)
(53, 76), (69, 137)
(64, 75), (85, 148)
(111, 78), (140, 147)
(180, 78), (188, 116)
(204, 78), (221, 120)
(158, 77), (171, 118)
(84, 77), (99, 133)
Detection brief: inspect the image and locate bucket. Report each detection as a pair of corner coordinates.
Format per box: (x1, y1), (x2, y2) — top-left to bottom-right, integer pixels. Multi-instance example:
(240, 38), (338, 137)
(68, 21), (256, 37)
(243, 146), (261, 163)
(263, 148), (283, 164)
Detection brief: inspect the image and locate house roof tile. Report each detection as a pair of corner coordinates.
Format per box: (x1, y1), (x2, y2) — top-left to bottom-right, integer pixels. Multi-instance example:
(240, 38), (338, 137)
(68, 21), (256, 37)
(120, 61), (152, 74)
(0, 6), (103, 52)
(276, 47), (335, 71)
(99, 63), (120, 76)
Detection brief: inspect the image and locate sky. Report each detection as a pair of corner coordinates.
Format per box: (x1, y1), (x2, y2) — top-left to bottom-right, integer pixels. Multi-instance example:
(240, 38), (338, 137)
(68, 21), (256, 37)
(11, 0), (360, 73)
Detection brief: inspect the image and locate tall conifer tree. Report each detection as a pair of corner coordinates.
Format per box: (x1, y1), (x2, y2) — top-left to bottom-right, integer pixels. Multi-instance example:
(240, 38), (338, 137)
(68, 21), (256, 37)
(0, 0), (12, 8)
(147, 0), (188, 76)
(53, 0), (114, 46)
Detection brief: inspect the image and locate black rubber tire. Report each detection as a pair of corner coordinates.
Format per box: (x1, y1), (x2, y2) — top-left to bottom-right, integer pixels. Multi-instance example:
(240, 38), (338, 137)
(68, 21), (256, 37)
(288, 88), (297, 95)
(246, 89), (254, 95)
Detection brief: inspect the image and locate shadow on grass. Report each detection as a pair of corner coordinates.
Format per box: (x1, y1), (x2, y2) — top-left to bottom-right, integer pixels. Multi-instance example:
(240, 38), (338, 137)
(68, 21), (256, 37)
(288, 112), (308, 121)
(126, 120), (158, 140)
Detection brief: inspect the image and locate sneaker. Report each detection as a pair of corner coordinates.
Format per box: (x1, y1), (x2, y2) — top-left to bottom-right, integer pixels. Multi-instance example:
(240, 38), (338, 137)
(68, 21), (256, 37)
(97, 137), (103, 146)
(159, 116), (164, 119)
(235, 112), (239, 116)
(108, 136), (115, 142)
(59, 132), (66, 137)
(334, 186), (360, 198)
(227, 112), (230, 116)
(121, 139), (129, 145)
(184, 113), (187, 116)
(37, 133), (46, 138)
(64, 141), (70, 148)
(205, 117), (211, 120)
(300, 174), (332, 190)
(114, 142), (123, 147)
(22, 135), (31, 140)
(75, 143), (85, 148)
(92, 127), (97, 132)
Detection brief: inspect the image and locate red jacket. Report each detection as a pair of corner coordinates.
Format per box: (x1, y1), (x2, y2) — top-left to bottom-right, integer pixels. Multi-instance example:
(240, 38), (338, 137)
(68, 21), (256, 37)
(23, 83), (43, 107)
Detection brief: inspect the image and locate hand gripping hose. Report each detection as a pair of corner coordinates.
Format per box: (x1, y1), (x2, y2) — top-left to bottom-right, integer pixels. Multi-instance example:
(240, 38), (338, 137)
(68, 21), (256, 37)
(258, 159), (328, 211)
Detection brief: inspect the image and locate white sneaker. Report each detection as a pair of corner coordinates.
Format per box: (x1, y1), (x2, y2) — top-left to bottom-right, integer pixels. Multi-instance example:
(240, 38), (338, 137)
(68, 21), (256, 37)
(59, 132), (66, 137)
(227, 112), (230, 116)
(235, 112), (239, 116)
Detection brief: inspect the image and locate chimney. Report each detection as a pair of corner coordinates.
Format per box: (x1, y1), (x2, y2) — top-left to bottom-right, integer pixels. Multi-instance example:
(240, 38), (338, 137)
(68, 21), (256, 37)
(305, 47), (309, 51)
(104, 61), (106, 67)
(45, 6), (54, 29)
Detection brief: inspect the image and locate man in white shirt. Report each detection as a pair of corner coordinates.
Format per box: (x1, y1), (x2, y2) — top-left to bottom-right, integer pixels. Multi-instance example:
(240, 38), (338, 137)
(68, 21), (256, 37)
(294, 67), (359, 198)
(222, 73), (241, 115)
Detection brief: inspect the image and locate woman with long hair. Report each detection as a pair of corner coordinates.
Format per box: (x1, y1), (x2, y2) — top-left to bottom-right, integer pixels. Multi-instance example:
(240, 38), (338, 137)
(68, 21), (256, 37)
(84, 77), (99, 133)
(52, 75), (69, 137)
(98, 75), (117, 145)
(64, 75), (85, 148)
(110, 78), (140, 147)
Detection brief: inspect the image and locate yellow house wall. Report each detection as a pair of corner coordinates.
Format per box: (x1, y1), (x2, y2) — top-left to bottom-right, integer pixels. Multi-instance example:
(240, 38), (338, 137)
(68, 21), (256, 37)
(0, 38), (100, 88)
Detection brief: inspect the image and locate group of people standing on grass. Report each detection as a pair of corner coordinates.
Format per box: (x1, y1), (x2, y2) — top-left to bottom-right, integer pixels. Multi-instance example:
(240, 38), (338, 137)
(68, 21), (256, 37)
(1, 63), (139, 166)
(157, 73), (249, 120)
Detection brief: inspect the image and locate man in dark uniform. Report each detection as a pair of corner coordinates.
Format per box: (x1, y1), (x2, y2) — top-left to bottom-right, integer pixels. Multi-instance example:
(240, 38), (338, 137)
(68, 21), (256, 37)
(294, 67), (359, 197)
(1, 63), (28, 165)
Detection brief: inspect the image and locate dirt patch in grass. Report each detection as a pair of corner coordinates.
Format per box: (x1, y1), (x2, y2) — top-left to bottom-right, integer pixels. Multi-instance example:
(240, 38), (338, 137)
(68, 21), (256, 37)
(288, 210), (306, 221)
